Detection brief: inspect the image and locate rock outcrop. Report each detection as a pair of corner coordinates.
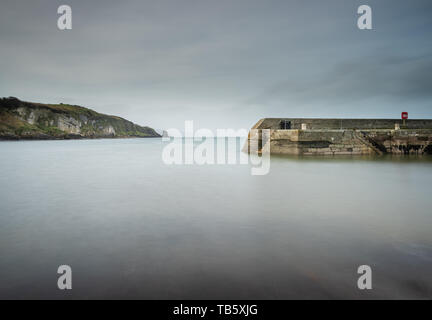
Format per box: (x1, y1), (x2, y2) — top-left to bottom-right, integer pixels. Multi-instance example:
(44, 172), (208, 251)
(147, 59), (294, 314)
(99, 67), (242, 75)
(0, 97), (160, 140)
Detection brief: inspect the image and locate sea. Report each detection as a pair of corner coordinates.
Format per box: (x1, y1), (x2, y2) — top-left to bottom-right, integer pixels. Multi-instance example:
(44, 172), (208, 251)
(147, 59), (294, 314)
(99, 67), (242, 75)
(0, 138), (431, 299)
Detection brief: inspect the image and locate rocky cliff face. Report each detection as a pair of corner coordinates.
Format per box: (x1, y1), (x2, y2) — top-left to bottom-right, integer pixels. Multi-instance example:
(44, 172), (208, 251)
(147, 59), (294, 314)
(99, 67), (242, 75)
(0, 97), (160, 140)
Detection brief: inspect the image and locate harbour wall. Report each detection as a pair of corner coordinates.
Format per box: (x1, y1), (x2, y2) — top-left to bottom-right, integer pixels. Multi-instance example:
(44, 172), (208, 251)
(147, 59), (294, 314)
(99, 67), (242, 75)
(255, 118), (432, 130)
(244, 118), (432, 155)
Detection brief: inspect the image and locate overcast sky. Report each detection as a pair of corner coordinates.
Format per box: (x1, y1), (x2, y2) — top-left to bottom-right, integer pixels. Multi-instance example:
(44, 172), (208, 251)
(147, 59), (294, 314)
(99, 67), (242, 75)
(1, 0), (431, 131)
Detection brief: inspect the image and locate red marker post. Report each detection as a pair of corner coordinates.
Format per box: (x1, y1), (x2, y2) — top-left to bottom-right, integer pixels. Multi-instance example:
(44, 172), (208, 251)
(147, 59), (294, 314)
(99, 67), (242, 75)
(401, 112), (408, 127)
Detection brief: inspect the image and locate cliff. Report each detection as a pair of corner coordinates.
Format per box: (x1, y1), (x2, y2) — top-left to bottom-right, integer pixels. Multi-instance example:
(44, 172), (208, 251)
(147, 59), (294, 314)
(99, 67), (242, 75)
(0, 97), (160, 140)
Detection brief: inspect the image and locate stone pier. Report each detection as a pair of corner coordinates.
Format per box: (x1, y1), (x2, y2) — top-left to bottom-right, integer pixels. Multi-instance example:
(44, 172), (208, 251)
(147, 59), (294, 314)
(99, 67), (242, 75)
(244, 118), (432, 155)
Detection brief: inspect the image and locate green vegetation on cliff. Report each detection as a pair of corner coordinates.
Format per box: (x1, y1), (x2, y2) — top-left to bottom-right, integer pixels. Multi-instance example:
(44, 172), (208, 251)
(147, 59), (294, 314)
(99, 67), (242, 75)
(0, 97), (160, 140)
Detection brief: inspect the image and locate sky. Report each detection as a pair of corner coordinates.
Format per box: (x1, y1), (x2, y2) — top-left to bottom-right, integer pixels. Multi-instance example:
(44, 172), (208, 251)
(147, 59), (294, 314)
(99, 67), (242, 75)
(1, 0), (432, 132)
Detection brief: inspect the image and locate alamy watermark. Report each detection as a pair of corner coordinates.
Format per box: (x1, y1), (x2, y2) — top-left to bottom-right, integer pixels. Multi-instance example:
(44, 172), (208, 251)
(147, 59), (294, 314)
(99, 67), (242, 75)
(161, 121), (271, 175)
(57, 5), (72, 30)
(357, 5), (372, 30)
(56, 4), (372, 31)
(55, 263), (372, 292)
(357, 265), (372, 290)
(57, 265), (72, 290)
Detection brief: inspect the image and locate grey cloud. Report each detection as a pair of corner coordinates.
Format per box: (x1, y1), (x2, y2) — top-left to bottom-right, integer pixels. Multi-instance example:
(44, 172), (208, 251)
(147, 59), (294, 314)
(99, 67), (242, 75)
(1, 0), (432, 130)
(248, 53), (432, 107)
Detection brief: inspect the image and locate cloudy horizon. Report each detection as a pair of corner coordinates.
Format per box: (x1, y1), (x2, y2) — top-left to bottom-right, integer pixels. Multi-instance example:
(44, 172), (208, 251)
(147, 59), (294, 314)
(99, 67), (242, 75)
(1, 0), (431, 131)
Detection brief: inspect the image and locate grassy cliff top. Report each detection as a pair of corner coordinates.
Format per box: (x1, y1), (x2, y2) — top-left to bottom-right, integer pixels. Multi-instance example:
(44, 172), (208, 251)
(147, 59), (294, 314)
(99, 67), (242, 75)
(0, 97), (160, 139)
(1, 97), (119, 119)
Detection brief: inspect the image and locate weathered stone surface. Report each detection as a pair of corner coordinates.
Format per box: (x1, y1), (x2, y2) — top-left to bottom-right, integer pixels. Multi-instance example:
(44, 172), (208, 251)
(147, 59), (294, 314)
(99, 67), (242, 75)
(245, 118), (432, 155)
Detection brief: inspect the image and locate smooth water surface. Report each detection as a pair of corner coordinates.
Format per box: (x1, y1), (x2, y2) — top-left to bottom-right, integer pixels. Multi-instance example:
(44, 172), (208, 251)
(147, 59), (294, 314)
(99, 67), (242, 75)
(1, 138), (431, 299)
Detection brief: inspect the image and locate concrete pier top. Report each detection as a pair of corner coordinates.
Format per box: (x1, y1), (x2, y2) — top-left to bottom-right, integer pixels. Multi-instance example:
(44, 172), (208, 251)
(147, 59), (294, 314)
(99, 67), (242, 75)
(253, 118), (432, 130)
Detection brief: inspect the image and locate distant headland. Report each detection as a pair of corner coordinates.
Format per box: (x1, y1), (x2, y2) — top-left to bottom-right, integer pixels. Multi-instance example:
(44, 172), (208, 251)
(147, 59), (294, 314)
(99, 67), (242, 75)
(244, 118), (432, 155)
(0, 97), (160, 140)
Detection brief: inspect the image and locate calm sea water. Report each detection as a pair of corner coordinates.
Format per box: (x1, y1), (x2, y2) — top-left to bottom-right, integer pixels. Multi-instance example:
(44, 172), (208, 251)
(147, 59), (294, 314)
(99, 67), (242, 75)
(0, 138), (432, 299)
